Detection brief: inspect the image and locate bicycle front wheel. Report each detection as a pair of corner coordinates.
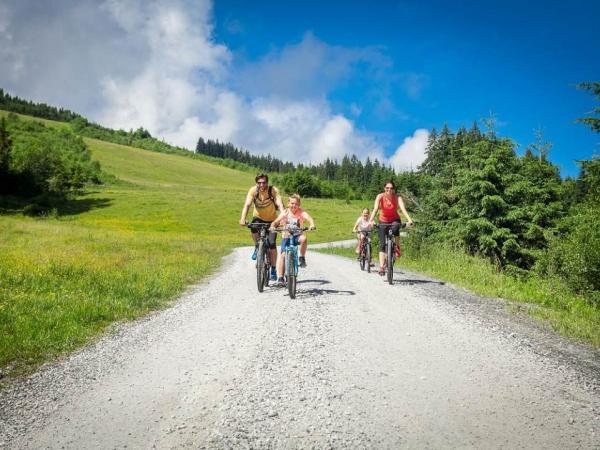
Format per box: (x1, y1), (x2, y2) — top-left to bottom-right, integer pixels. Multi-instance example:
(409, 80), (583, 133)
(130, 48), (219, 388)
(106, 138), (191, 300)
(359, 243), (366, 271)
(262, 244), (270, 288)
(386, 238), (394, 285)
(256, 241), (266, 292)
(285, 250), (297, 299)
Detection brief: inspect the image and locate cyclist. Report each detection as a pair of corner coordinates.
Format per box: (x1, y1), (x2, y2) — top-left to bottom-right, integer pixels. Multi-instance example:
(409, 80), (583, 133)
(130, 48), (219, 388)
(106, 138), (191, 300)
(240, 173), (285, 281)
(368, 180), (413, 276)
(352, 207), (373, 256)
(270, 193), (316, 285)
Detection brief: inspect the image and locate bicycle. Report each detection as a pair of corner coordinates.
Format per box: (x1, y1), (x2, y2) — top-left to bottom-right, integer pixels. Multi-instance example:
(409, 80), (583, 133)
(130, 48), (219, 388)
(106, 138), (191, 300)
(247, 222), (273, 293)
(273, 225), (312, 299)
(375, 223), (407, 285)
(356, 230), (372, 273)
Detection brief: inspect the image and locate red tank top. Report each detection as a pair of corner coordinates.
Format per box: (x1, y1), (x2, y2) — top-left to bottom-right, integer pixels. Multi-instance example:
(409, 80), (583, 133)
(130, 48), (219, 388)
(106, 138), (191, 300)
(379, 194), (400, 222)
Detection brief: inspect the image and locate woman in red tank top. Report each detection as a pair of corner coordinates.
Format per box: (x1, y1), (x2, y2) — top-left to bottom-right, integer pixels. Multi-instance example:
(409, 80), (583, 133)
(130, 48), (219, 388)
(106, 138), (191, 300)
(368, 180), (414, 276)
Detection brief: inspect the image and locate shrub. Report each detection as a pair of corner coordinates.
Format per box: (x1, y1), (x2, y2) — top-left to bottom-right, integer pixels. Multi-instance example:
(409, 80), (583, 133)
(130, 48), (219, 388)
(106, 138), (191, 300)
(546, 204), (600, 300)
(4, 115), (101, 198)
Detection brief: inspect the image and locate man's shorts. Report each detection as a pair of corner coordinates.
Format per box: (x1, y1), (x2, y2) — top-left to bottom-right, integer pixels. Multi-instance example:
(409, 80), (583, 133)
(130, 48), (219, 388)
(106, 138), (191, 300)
(250, 217), (277, 249)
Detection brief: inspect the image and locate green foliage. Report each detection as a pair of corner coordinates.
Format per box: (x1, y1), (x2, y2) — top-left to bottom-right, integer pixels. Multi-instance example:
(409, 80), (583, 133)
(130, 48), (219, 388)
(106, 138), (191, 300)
(575, 157), (600, 203)
(420, 129), (568, 270)
(2, 115), (101, 201)
(576, 81), (600, 133)
(280, 168), (322, 197)
(543, 204), (600, 305)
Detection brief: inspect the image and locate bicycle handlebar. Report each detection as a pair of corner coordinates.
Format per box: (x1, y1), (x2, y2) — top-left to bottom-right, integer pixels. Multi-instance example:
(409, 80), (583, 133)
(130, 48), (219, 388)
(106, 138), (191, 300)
(246, 222), (271, 229)
(272, 226), (315, 233)
(373, 222), (410, 229)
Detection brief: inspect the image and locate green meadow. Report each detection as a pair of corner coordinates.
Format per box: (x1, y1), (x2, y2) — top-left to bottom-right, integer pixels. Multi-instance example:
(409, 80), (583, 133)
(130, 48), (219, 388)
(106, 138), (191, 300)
(0, 120), (364, 378)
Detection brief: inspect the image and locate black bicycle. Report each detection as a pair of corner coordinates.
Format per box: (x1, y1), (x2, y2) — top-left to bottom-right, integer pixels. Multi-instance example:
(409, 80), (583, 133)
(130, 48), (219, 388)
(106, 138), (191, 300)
(357, 230), (372, 273)
(247, 223), (272, 292)
(375, 223), (407, 285)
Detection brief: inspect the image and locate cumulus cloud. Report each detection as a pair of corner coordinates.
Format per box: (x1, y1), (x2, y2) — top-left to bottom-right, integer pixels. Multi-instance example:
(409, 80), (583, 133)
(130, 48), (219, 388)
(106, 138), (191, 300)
(389, 129), (430, 172)
(0, 0), (426, 168)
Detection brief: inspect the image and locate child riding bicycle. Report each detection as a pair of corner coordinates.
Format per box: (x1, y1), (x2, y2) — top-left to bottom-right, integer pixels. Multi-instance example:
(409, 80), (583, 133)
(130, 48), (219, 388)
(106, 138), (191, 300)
(270, 193), (316, 286)
(352, 207), (373, 255)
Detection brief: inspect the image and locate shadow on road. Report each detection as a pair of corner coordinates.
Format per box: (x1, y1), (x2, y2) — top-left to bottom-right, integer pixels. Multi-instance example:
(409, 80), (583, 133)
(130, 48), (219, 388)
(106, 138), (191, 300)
(392, 277), (445, 285)
(295, 288), (356, 299)
(297, 279), (331, 285)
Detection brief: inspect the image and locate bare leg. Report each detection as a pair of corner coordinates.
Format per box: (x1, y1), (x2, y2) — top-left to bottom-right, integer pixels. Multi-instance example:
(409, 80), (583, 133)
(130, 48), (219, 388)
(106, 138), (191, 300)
(379, 251), (386, 270)
(355, 234), (364, 253)
(299, 235), (308, 257)
(277, 253), (285, 277)
(269, 248), (277, 266)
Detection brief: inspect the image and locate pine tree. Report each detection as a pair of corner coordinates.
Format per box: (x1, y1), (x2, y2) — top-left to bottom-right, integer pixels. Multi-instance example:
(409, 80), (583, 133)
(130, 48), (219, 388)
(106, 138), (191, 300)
(576, 82), (600, 133)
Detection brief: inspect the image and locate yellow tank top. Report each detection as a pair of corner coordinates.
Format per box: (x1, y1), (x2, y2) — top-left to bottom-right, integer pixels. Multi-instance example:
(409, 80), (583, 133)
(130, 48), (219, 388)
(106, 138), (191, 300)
(249, 186), (279, 221)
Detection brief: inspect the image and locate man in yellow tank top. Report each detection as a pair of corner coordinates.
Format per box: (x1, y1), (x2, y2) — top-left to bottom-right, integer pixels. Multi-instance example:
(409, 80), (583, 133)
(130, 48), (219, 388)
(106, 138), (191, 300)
(239, 173), (284, 280)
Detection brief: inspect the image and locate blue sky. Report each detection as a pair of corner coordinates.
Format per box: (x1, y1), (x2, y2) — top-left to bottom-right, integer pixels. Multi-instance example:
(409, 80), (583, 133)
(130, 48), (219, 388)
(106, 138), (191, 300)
(1, 0), (598, 176)
(213, 0), (600, 176)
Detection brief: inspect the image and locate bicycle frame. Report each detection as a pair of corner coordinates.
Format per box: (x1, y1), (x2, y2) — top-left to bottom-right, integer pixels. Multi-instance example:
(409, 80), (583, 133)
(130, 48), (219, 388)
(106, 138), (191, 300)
(273, 226), (310, 299)
(283, 236), (300, 279)
(358, 230), (372, 272)
(247, 223), (272, 292)
(375, 223), (405, 285)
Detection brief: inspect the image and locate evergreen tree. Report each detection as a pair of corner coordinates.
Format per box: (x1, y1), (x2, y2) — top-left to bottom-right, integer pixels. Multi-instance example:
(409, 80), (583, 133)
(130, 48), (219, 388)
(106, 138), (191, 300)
(576, 82), (600, 133)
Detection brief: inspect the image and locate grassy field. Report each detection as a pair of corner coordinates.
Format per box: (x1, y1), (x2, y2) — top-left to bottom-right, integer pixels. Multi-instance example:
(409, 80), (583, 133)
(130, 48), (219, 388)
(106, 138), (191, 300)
(0, 119), (366, 378)
(318, 244), (600, 347)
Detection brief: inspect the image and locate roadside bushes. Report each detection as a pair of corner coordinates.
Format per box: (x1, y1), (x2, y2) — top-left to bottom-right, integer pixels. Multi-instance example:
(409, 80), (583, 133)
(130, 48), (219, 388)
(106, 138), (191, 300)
(541, 204), (600, 306)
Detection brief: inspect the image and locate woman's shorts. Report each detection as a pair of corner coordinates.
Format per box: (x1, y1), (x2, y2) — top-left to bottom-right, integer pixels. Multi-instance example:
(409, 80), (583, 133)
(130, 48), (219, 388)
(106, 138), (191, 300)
(377, 220), (401, 252)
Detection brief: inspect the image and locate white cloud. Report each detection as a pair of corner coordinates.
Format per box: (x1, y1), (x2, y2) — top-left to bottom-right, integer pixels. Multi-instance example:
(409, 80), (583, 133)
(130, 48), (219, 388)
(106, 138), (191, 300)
(0, 0), (426, 169)
(389, 129), (430, 172)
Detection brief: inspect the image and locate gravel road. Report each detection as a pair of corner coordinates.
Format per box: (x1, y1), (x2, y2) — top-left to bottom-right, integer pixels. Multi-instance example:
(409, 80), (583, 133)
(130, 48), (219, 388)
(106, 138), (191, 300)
(1, 248), (599, 449)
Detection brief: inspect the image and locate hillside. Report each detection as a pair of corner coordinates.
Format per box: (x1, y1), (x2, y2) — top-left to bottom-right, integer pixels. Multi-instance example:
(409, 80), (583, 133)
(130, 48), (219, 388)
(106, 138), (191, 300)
(0, 112), (365, 378)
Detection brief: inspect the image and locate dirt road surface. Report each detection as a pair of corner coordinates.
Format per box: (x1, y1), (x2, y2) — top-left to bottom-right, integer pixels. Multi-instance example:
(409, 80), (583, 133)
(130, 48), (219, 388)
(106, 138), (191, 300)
(1, 248), (599, 449)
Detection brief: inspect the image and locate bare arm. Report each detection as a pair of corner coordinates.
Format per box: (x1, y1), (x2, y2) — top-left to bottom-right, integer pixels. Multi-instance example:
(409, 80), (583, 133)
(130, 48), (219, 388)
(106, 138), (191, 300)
(302, 212), (316, 230)
(368, 194), (381, 224)
(352, 217), (361, 233)
(397, 196), (413, 225)
(239, 192), (254, 225)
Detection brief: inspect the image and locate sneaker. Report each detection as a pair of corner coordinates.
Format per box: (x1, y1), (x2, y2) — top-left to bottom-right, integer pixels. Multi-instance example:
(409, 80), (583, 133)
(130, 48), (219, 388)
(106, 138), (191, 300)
(299, 256), (307, 268)
(251, 247), (258, 260)
(276, 277), (285, 287)
(394, 245), (401, 257)
(378, 267), (385, 276)
(270, 267), (277, 281)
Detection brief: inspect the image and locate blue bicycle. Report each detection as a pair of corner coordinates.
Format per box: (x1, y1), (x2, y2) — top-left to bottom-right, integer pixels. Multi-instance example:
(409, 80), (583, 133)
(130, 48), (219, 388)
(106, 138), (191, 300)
(274, 225), (311, 299)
